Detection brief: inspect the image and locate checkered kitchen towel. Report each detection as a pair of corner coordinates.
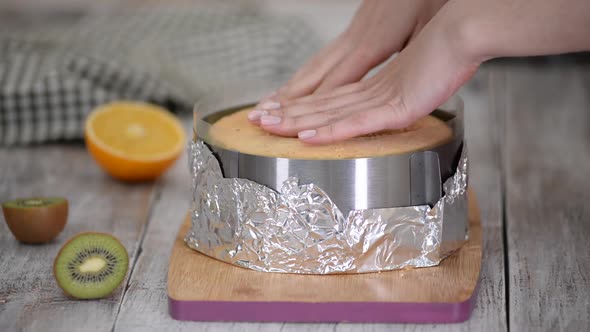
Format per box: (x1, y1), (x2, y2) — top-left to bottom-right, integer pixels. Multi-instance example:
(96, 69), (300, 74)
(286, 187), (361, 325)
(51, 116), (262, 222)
(0, 4), (319, 145)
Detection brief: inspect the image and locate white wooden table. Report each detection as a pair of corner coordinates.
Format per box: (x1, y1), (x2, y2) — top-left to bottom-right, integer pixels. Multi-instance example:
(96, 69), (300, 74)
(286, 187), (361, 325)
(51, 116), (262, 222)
(1, 1), (589, 331)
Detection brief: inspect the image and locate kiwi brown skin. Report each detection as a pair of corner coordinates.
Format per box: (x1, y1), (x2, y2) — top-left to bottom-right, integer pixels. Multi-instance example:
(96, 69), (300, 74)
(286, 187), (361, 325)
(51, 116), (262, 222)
(53, 232), (129, 299)
(2, 198), (68, 244)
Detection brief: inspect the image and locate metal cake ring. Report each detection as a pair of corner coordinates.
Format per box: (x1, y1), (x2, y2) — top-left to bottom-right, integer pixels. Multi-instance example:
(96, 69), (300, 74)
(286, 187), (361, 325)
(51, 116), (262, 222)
(186, 95), (469, 274)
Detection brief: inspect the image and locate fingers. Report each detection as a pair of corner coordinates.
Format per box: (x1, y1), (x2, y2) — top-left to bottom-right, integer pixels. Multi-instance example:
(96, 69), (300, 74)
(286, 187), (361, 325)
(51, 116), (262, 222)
(279, 43), (389, 102)
(250, 36), (355, 124)
(247, 99), (281, 124)
(249, 80), (371, 123)
(298, 100), (415, 145)
(259, 110), (348, 137)
(282, 80), (369, 106)
(314, 48), (389, 94)
(259, 95), (386, 137)
(273, 82), (374, 118)
(277, 36), (352, 101)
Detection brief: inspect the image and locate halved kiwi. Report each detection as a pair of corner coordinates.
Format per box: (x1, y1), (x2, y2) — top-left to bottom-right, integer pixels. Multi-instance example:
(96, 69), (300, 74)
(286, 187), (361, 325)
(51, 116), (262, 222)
(53, 232), (129, 299)
(2, 197), (68, 244)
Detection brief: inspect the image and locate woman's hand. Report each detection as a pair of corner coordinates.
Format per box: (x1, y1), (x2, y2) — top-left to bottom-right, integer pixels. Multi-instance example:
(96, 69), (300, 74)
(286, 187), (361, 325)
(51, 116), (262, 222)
(253, 10), (481, 144)
(251, 0), (447, 111)
(251, 0), (590, 144)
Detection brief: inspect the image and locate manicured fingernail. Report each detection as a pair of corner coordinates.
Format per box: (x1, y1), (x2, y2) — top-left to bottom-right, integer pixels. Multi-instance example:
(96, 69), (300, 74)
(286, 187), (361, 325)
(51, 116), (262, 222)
(248, 109), (268, 121)
(259, 101), (281, 110)
(260, 115), (282, 125)
(298, 129), (316, 140)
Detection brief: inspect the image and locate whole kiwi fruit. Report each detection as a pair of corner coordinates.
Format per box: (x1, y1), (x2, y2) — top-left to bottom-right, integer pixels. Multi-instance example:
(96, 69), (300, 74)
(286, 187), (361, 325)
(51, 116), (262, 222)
(53, 232), (129, 299)
(2, 197), (68, 244)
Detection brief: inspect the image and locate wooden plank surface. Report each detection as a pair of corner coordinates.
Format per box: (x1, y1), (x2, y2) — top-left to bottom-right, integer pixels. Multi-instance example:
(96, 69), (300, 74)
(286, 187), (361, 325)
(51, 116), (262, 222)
(112, 120), (196, 332)
(499, 57), (590, 331)
(0, 145), (156, 332)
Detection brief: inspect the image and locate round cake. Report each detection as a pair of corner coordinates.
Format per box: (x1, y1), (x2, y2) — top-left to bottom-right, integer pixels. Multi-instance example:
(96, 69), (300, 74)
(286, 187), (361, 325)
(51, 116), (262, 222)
(206, 107), (453, 159)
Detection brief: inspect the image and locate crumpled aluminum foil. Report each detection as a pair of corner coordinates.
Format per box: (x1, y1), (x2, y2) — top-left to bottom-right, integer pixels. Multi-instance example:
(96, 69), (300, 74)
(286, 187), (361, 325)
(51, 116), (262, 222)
(185, 140), (469, 274)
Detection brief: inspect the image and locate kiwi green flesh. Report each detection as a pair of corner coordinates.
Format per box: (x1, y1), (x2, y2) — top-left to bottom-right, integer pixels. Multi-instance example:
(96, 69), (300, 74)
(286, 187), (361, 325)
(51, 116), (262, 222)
(3, 197), (66, 209)
(54, 233), (129, 299)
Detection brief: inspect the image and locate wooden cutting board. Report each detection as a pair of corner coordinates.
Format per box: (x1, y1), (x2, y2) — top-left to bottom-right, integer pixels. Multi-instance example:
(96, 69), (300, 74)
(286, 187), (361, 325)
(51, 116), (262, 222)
(168, 191), (481, 323)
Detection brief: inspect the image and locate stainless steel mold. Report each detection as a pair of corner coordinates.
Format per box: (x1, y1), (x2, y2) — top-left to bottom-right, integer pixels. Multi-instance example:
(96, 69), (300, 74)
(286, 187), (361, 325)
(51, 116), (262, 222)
(193, 96), (464, 215)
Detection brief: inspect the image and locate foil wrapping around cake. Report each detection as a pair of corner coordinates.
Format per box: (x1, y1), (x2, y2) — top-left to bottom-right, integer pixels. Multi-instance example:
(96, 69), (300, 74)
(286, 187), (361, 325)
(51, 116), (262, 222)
(185, 140), (469, 274)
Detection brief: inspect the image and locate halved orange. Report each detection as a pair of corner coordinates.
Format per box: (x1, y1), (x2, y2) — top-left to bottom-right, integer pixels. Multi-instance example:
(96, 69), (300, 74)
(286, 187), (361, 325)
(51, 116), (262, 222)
(84, 101), (186, 182)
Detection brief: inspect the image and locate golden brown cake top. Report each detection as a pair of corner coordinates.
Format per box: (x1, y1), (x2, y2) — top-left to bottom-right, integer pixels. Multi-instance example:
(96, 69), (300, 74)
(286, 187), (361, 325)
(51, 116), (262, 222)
(205, 108), (453, 159)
